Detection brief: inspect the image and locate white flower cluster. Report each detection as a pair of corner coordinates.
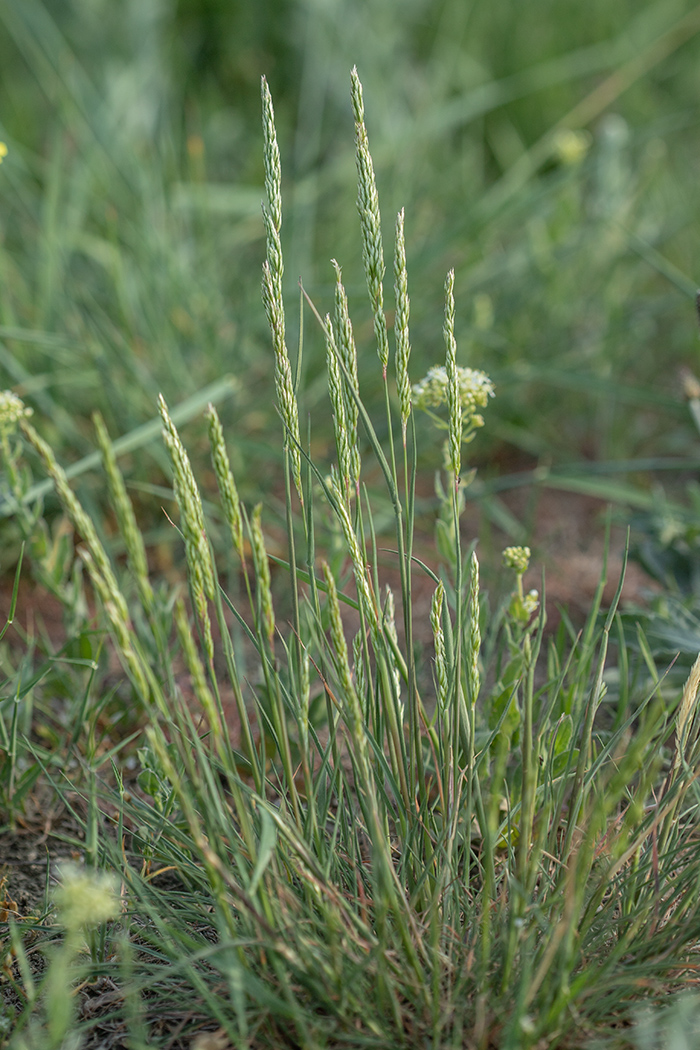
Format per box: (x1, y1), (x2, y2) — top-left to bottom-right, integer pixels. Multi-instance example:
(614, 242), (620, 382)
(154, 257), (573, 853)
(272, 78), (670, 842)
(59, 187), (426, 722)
(0, 390), (32, 436)
(412, 366), (494, 422)
(54, 863), (120, 931)
(502, 545), (531, 574)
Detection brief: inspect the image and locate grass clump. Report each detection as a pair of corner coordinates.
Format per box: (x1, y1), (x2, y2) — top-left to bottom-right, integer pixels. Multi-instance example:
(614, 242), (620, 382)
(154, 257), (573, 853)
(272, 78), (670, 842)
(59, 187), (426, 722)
(1, 71), (700, 1050)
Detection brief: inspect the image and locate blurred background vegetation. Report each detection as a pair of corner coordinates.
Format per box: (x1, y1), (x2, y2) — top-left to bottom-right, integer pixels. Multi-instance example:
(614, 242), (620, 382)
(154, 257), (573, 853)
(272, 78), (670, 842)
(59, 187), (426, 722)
(1, 0), (699, 573)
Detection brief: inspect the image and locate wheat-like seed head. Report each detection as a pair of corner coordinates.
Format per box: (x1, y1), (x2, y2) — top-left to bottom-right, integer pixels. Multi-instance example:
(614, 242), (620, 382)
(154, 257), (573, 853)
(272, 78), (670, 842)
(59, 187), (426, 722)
(261, 265), (303, 502)
(250, 503), (275, 645)
(351, 67), (389, 373)
(159, 395), (215, 660)
(206, 403), (244, 562)
(261, 76), (282, 239)
(394, 209), (412, 436)
(676, 651), (700, 770)
(78, 546), (149, 696)
(20, 416), (132, 633)
(331, 260), (361, 489)
(260, 79), (303, 503)
(325, 313), (356, 498)
(431, 581), (449, 714)
(158, 397), (215, 596)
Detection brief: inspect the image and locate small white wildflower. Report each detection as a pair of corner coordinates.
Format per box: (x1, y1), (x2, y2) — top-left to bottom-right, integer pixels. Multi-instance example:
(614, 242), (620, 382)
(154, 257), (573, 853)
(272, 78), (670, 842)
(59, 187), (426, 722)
(502, 546), (531, 574)
(412, 366), (494, 421)
(53, 863), (120, 932)
(523, 589), (540, 617)
(0, 390), (32, 436)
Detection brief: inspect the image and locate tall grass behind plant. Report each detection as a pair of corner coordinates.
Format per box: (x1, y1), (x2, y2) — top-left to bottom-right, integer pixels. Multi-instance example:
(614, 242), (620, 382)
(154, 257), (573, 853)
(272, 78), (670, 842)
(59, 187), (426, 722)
(3, 72), (700, 1048)
(0, 0), (700, 544)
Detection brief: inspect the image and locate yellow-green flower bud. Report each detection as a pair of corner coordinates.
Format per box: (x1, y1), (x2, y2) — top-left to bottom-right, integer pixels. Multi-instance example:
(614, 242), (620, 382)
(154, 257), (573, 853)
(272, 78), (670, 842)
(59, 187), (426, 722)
(552, 128), (591, 166)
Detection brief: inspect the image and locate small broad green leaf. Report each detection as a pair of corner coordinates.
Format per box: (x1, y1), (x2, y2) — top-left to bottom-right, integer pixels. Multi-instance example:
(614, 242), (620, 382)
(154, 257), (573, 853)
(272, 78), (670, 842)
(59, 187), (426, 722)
(552, 715), (573, 756)
(137, 768), (161, 799)
(553, 748), (579, 777)
(248, 807), (278, 897)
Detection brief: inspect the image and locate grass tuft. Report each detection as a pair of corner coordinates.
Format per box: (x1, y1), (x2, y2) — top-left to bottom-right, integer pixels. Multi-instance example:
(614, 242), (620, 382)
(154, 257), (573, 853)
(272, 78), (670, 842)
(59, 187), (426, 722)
(1, 61), (700, 1050)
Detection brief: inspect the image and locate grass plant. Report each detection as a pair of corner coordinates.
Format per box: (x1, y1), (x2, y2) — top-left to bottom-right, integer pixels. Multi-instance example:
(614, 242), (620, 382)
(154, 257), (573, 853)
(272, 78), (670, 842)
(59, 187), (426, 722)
(2, 71), (700, 1049)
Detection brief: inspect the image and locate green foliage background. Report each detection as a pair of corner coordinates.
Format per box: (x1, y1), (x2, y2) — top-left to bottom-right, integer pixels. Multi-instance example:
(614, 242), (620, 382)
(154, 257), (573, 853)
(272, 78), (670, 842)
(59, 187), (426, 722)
(0, 0), (699, 510)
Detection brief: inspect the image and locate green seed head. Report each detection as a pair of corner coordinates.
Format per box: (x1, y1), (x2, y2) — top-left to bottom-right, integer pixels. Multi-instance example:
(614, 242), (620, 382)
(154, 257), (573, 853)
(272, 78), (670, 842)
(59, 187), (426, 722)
(260, 79), (303, 504)
(394, 209), (412, 435)
(324, 313), (352, 493)
(261, 76), (282, 236)
(351, 67), (389, 372)
(251, 503), (276, 644)
(206, 403), (244, 561)
(430, 581), (449, 713)
(331, 260), (361, 488)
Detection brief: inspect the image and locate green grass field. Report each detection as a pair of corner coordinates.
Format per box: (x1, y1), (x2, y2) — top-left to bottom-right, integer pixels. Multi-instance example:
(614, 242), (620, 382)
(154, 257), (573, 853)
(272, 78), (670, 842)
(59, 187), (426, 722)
(2, 2), (700, 1047)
